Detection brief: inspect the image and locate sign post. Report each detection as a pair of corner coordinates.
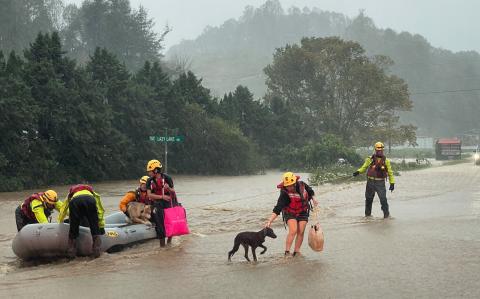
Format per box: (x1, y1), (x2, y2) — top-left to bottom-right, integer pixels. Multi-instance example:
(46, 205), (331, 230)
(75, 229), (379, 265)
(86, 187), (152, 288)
(148, 131), (185, 173)
(164, 128), (168, 173)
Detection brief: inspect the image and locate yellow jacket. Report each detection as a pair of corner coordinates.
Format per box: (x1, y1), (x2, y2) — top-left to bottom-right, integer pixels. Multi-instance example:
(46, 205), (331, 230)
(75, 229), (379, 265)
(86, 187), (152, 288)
(29, 199), (64, 223)
(58, 190), (105, 228)
(357, 156), (395, 183)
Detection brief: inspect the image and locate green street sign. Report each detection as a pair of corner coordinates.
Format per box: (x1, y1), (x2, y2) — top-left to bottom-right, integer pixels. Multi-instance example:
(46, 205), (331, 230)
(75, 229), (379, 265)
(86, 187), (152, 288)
(149, 135), (185, 142)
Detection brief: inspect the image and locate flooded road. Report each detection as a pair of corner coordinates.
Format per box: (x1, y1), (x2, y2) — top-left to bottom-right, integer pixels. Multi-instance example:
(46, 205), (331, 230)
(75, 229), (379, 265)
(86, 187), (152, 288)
(1, 163), (480, 298)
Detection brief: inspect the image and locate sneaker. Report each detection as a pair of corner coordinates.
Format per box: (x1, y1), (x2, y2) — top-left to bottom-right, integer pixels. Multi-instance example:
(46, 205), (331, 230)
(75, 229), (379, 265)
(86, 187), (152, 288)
(292, 252), (300, 257)
(284, 250), (290, 256)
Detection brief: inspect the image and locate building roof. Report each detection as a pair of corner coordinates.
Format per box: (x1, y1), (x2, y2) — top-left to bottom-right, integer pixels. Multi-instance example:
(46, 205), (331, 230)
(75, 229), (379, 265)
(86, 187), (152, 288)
(437, 138), (461, 144)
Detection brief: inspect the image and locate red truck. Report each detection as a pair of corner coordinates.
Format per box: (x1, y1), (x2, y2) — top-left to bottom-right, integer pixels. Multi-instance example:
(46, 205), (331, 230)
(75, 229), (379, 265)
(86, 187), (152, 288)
(435, 138), (461, 160)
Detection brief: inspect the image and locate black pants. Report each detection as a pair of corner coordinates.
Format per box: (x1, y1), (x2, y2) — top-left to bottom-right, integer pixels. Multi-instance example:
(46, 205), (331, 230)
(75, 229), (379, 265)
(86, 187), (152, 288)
(365, 179), (389, 216)
(151, 202), (166, 238)
(69, 195), (101, 239)
(15, 206), (36, 232)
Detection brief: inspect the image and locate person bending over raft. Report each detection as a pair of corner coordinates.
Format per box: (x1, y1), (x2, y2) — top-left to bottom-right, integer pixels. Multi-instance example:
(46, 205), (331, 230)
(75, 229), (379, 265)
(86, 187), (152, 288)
(15, 190), (63, 231)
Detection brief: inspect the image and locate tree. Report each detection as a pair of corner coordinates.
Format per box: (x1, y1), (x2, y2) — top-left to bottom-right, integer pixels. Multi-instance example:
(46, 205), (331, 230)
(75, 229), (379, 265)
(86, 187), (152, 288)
(264, 37), (415, 144)
(170, 71), (218, 117)
(63, 0), (168, 70)
(219, 85), (266, 138)
(0, 50), (40, 190)
(0, 0), (63, 54)
(170, 103), (262, 175)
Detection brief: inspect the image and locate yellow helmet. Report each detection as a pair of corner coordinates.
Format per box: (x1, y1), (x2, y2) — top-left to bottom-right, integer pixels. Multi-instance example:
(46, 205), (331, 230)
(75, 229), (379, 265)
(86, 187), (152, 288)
(282, 172), (297, 187)
(42, 190), (58, 204)
(146, 159), (162, 171)
(139, 176), (149, 184)
(374, 142), (384, 150)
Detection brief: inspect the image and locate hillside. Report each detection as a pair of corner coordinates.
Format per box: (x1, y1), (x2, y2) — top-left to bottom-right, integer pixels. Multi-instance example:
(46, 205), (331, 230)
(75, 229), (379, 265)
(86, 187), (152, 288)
(167, 0), (480, 137)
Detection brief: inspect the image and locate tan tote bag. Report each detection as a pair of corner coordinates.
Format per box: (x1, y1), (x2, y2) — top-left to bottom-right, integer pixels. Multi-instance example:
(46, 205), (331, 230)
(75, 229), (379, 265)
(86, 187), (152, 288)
(308, 207), (324, 252)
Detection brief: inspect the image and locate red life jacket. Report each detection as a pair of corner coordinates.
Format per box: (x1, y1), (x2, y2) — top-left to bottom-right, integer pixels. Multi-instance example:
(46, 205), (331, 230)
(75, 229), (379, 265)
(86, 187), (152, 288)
(68, 184), (94, 199)
(150, 176), (173, 196)
(21, 193), (51, 221)
(366, 155), (387, 179)
(136, 188), (151, 205)
(280, 182), (310, 216)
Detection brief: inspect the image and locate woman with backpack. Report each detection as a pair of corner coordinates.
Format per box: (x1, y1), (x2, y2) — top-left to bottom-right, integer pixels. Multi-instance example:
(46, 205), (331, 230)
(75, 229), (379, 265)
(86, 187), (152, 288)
(265, 172), (318, 256)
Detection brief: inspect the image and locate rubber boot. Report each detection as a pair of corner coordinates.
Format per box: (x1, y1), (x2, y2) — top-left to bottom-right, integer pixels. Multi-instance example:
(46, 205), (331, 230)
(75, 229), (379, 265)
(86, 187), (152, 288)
(383, 210), (390, 219)
(67, 238), (76, 258)
(92, 235), (102, 258)
(159, 238), (166, 247)
(365, 205), (372, 217)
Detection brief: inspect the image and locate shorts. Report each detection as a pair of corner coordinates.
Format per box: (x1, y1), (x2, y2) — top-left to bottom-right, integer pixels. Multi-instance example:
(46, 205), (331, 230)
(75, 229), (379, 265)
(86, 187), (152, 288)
(283, 210), (309, 222)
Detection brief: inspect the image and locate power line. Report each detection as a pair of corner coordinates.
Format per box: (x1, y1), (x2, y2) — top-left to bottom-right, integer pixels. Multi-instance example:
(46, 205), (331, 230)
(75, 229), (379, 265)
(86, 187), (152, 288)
(410, 88), (480, 95)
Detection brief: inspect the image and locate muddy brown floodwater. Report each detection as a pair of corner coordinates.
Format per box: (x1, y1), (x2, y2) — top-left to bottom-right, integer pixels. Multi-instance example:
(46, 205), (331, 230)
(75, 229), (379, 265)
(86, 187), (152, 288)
(1, 164), (479, 298)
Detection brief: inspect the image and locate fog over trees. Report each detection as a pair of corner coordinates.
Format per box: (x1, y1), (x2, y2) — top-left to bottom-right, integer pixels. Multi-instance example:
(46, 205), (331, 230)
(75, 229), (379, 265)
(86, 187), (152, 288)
(1, 0), (478, 191)
(168, 0), (480, 137)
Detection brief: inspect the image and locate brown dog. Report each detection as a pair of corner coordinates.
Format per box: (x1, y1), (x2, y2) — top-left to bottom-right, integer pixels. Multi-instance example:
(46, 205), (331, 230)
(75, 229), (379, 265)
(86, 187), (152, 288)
(126, 202), (152, 226)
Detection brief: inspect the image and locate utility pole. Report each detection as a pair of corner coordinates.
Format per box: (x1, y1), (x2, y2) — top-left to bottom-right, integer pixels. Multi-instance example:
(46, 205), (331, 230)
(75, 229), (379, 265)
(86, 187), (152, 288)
(164, 128), (168, 173)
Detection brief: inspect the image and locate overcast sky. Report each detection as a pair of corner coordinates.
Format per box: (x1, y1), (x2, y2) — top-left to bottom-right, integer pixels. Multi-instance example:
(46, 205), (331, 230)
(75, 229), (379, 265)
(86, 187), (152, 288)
(64, 0), (480, 53)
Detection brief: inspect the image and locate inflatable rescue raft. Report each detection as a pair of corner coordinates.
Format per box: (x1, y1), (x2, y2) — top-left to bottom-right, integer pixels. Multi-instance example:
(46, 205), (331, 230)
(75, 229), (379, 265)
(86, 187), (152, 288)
(12, 212), (157, 259)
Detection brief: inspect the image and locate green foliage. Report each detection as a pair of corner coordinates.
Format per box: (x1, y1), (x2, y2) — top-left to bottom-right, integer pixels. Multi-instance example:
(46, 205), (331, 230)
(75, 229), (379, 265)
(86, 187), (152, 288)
(218, 85), (273, 143)
(0, 50), (39, 190)
(0, 33), (268, 191)
(264, 36), (414, 145)
(0, 0), (60, 54)
(63, 0), (167, 70)
(275, 135), (362, 170)
(390, 160), (431, 176)
(309, 164), (362, 186)
(309, 157), (433, 186)
(170, 103), (263, 175)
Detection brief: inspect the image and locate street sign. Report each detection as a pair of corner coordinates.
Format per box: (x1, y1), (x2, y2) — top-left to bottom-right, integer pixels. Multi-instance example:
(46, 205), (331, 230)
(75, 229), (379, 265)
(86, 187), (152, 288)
(149, 135), (185, 142)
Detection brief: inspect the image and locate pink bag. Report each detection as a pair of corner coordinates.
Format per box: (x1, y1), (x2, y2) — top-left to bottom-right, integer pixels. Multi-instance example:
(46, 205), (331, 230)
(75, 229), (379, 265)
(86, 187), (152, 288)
(160, 178), (189, 237)
(163, 205), (190, 237)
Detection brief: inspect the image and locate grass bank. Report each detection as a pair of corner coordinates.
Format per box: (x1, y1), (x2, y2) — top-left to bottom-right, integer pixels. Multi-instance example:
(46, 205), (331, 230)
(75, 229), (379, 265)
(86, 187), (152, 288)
(308, 159), (433, 186)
